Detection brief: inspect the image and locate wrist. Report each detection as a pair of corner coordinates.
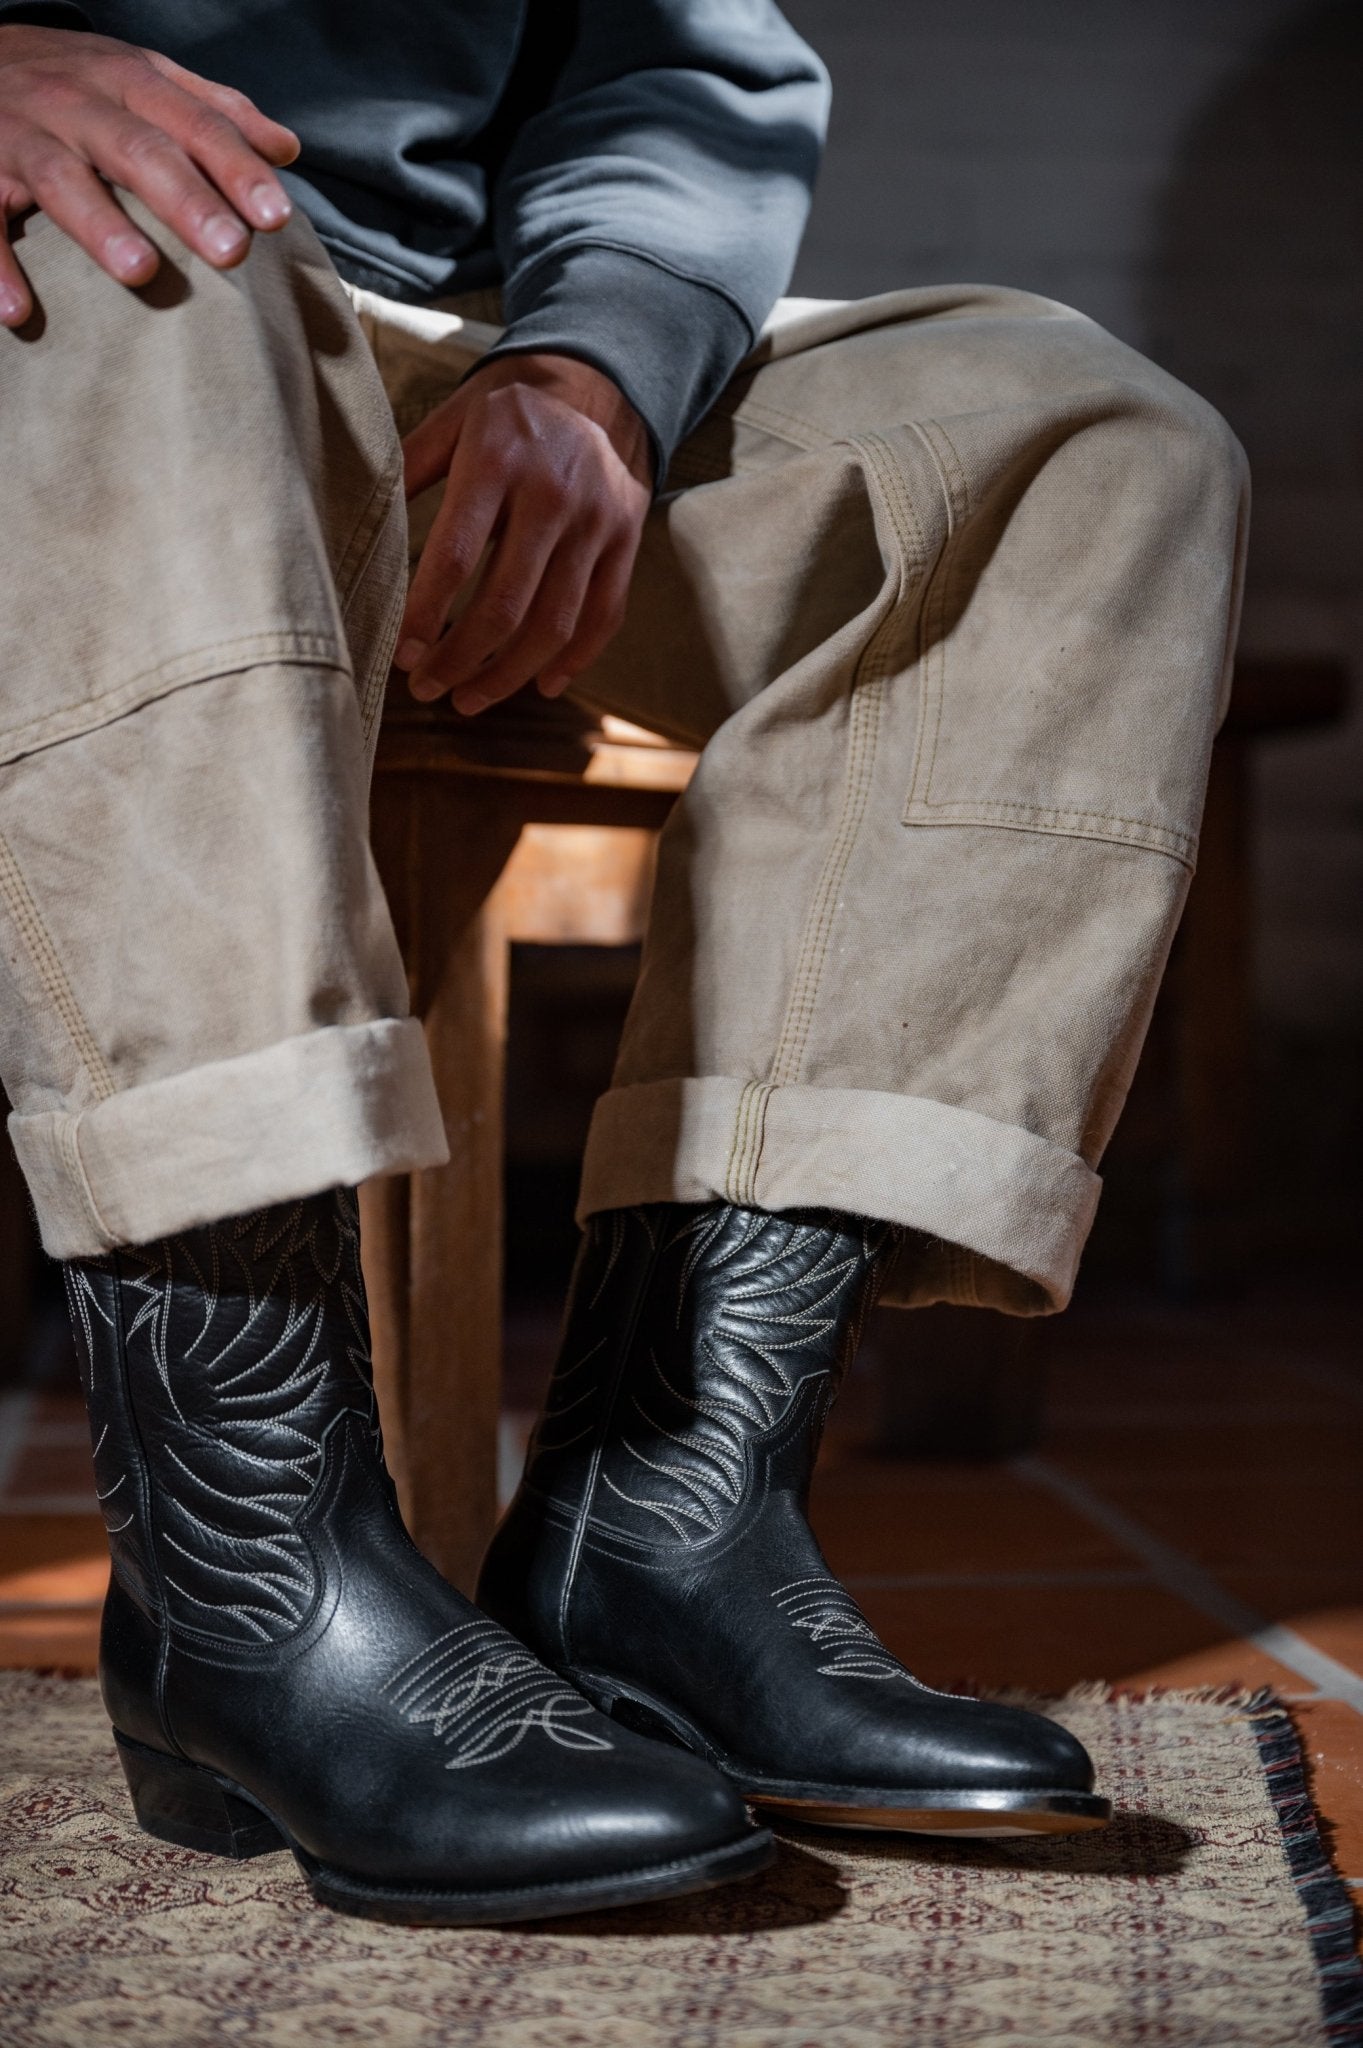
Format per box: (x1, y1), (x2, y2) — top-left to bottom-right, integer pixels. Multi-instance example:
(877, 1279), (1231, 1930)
(463, 350), (653, 489)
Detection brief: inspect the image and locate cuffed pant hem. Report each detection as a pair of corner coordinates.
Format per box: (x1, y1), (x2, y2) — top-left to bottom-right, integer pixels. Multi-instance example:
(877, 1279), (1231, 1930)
(577, 1078), (1102, 1315)
(9, 1018), (449, 1258)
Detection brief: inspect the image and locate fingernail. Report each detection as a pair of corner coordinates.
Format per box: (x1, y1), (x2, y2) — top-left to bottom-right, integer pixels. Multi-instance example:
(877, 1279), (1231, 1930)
(395, 638), (428, 672)
(108, 234), (152, 280)
(0, 285), (24, 323)
(455, 691), (488, 717)
(539, 672), (571, 698)
(204, 215), (248, 260)
(250, 184), (291, 228)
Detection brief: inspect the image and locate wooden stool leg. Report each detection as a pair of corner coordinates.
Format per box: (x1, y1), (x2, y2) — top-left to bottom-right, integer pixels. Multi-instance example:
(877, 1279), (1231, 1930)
(361, 777), (522, 1594)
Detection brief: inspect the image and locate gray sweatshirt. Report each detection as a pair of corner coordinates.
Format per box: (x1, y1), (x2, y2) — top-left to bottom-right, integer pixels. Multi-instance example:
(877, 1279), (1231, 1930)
(0, 0), (829, 470)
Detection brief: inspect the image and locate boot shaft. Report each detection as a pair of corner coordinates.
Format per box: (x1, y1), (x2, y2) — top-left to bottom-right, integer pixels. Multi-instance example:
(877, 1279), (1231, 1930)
(480, 1202), (1105, 1838)
(64, 1189), (385, 1654)
(522, 1203), (893, 1552)
(60, 1192), (770, 1915)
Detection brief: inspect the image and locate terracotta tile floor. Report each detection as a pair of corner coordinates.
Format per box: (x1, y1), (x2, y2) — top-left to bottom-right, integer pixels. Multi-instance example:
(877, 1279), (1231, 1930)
(3, 1279), (1360, 1921)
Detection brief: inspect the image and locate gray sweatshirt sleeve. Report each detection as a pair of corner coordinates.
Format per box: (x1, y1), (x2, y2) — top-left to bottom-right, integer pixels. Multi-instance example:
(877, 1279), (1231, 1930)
(481, 0), (829, 479)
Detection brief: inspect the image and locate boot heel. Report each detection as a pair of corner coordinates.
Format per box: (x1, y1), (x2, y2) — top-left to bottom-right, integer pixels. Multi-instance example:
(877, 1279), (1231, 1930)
(114, 1732), (285, 1860)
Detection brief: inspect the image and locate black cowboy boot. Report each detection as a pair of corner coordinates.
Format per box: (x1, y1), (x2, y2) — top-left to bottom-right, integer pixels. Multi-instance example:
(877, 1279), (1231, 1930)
(479, 1202), (1109, 1836)
(63, 1190), (770, 1924)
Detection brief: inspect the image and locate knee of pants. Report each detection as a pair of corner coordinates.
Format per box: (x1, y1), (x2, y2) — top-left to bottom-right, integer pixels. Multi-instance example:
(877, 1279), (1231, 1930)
(1135, 373), (1249, 522)
(0, 198), (403, 774)
(1117, 373), (1251, 729)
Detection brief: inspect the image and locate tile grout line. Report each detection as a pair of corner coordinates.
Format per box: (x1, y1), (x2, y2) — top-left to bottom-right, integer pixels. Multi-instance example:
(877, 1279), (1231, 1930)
(1046, 1402), (1360, 1426)
(0, 1600), (103, 1614)
(1014, 1455), (1363, 1715)
(0, 1497), (100, 1517)
(844, 1567), (1154, 1591)
(0, 1391), (36, 1505)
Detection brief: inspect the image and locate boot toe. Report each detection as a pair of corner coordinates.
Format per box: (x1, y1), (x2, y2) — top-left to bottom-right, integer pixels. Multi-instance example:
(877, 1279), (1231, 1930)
(531, 1731), (756, 1880)
(402, 1728), (759, 1896)
(1021, 1709), (1096, 1793)
(925, 1699), (1096, 1795)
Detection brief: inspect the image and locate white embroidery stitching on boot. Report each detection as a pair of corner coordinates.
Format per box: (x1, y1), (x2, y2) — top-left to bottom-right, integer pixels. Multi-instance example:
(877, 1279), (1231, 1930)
(381, 1622), (613, 1769)
(772, 1577), (962, 1697)
(599, 1216), (879, 1545)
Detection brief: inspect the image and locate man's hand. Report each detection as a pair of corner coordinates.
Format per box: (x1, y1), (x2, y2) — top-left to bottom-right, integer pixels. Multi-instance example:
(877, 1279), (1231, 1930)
(396, 353), (653, 715)
(0, 23), (299, 327)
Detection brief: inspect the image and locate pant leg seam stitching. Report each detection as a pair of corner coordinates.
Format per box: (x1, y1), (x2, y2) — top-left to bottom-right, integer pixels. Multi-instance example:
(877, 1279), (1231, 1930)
(766, 433), (907, 1079)
(722, 1087), (749, 1202)
(0, 634), (349, 770)
(335, 461), (404, 610)
(724, 1080), (772, 1206)
(903, 419), (966, 813)
(743, 1085), (773, 1203)
(58, 1113), (115, 1247)
(357, 573), (408, 752)
(765, 431), (922, 1091)
(337, 466), (407, 750)
(723, 1083), (752, 1201)
(713, 395), (833, 452)
(0, 826), (117, 1101)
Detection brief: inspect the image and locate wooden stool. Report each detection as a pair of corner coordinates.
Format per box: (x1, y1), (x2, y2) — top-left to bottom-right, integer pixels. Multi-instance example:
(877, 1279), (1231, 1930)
(361, 687), (693, 1590)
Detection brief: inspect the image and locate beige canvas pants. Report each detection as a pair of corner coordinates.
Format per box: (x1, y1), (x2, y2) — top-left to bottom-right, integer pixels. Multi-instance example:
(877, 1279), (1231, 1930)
(0, 202), (1247, 1315)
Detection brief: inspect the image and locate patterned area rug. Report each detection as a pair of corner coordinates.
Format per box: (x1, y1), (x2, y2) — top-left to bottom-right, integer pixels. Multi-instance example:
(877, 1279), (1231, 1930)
(2, 1675), (1360, 2048)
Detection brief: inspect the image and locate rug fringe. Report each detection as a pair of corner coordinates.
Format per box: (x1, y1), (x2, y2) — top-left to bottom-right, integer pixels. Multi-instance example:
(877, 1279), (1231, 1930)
(982, 1681), (1282, 1712)
(985, 1681), (1363, 2044)
(1245, 1699), (1363, 2048)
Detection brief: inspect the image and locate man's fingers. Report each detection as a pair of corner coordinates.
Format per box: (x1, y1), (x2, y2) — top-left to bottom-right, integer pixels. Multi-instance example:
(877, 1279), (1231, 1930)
(397, 445), (503, 668)
(401, 396), (468, 500)
(445, 543), (597, 715)
(397, 374), (649, 710)
(15, 137), (159, 283)
(0, 36), (298, 305)
(406, 504), (563, 704)
(100, 110), (256, 264)
(538, 544), (635, 697)
(0, 227), (33, 325)
(134, 76), (292, 231)
(139, 50), (299, 165)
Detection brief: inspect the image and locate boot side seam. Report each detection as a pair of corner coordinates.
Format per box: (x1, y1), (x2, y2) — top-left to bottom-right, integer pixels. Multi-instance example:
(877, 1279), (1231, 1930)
(108, 1246), (182, 1759)
(556, 1218), (666, 1666)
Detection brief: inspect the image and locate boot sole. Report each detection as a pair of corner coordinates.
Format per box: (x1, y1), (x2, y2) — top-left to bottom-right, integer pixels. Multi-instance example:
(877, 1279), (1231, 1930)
(113, 1729), (775, 1925)
(570, 1670), (1112, 1838)
(741, 1786), (1111, 1836)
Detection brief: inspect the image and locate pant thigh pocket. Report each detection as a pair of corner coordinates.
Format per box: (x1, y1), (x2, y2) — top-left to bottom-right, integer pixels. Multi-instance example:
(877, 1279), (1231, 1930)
(900, 411), (1241, 867)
